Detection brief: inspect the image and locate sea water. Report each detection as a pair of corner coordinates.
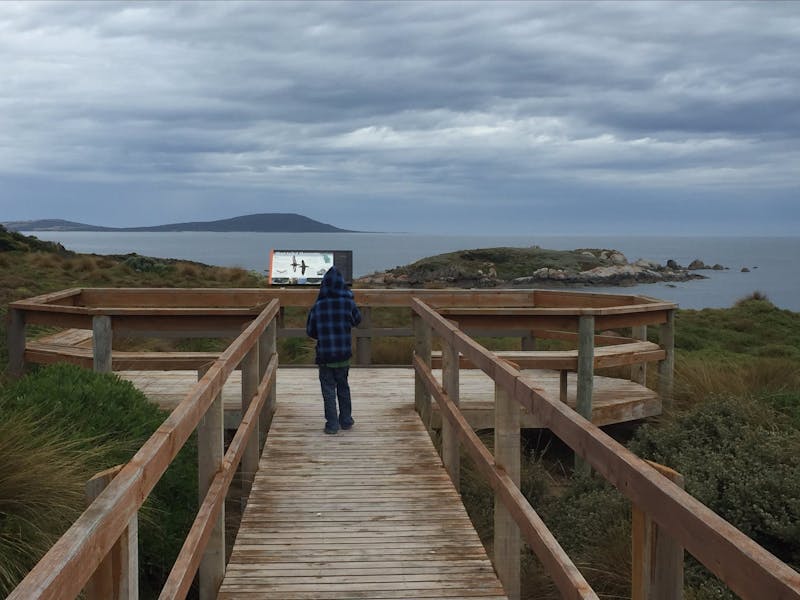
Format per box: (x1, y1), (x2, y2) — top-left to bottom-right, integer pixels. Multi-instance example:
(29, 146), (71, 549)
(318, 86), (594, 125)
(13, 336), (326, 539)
(22, 231), (800, 311)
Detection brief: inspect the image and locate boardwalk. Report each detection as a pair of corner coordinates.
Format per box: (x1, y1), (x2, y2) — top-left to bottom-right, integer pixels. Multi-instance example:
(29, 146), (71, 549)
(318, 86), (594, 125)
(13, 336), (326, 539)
(121, 367), (659, 430)
(216, 369), (508, 600)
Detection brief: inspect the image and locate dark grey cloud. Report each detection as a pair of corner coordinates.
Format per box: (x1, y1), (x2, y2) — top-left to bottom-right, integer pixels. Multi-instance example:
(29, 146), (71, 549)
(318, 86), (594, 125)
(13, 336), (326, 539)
(0, 1), (797, 233)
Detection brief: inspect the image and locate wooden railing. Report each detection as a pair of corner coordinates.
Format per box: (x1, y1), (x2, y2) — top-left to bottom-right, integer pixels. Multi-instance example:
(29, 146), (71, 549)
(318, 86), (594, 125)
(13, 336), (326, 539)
(7, 287), (675, 372)
(7, 300), (280, 600)
(411, 298), (800, 600)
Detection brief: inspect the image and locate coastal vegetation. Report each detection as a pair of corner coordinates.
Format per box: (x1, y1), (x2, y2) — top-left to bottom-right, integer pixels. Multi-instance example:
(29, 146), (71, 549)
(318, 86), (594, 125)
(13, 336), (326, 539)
(1, 227), (798, 598)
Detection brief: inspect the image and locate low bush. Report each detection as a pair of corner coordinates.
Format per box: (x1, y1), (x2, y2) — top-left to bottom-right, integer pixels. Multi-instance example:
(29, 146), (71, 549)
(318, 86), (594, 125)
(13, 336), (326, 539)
(629, 395), (800, 584)
(123, 255), (172, 275)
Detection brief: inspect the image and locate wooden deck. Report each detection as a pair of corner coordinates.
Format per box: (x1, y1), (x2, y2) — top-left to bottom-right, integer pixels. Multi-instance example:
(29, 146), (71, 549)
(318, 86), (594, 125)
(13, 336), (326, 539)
(120, 367), (660, 430)
(216, 369), (508, 600)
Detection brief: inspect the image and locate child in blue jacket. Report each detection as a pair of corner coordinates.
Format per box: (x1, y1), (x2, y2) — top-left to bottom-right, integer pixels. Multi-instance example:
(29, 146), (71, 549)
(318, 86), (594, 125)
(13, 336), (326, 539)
(306, 266), (362, 434)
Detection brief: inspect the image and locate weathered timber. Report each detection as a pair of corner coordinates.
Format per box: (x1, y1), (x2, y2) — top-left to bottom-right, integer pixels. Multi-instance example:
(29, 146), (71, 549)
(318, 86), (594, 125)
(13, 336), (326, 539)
(7, 307), (26, 377)
(442, 337), (461, 491)
(7, 300), (279, 600)
(196, 366), (225, 600)
(658, 310), (675, 410)
(356, 306), (372, 365)
(631, 325), (647, 385)
(217, 368), (507, 600)
(632, 461), (684, 600)
(413, 354), (597, 599)
(494, 381), (521, 600)
(160, 355), (277, 600)
(84, 465), (137, 600)
(92, 315), (112, 373)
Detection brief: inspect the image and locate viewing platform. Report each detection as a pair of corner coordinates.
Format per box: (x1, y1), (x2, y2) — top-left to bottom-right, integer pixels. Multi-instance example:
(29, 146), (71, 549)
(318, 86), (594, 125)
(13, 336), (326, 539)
(7, 287), (799, 600)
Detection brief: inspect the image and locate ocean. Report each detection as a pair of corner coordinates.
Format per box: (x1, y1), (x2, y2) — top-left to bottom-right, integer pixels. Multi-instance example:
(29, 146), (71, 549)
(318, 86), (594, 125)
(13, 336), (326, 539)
(22, 231), (800, 311)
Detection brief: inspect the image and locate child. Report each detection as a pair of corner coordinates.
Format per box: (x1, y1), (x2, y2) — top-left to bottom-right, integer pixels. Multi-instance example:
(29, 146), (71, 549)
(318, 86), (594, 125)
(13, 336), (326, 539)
(305, 266), (362, 434)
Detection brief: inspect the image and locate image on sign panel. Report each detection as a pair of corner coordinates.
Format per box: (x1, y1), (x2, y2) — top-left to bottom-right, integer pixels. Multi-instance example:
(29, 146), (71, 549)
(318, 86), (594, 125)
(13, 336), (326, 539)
(269, 250), (333, 285)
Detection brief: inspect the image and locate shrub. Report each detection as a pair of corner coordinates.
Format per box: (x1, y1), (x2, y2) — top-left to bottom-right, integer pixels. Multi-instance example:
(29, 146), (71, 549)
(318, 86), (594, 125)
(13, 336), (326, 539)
(0, 364), (197, 596)
(123, 255), (171, 275)
(629, 395), (800, 571)
(734, 290), (771, 306)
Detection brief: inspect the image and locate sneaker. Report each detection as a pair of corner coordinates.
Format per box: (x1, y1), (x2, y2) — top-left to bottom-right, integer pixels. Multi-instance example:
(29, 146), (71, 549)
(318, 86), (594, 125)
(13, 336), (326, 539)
(324, 427), (338, 435)
(341, 422), (354, 431)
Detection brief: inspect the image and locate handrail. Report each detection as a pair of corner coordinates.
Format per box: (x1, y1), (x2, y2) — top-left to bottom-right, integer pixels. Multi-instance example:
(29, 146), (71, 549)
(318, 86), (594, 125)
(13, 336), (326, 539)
(411, 298), (800, 600)
(413, 353), (598, 599)
(159, 351), (279, 599)
(7, 299), (280, 600)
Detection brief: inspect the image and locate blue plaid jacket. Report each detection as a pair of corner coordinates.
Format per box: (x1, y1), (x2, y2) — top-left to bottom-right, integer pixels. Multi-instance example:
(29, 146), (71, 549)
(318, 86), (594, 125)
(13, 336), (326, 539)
(306, 267), (362, 364)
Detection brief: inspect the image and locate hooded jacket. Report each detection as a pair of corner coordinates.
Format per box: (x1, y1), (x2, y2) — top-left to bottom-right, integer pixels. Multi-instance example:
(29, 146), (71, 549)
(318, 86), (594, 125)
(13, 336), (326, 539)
(305, 266), (362, 364)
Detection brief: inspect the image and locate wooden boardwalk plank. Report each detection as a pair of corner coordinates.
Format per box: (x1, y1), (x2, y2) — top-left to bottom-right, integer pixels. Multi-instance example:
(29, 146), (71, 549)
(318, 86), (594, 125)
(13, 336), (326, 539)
(217, 370), (508, 600)
(119, 367), (660, 430)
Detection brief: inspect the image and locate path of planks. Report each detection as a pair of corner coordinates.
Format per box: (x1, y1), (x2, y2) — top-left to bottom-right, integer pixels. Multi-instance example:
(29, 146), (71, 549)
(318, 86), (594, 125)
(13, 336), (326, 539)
(216, 369), (508, 600)
(121, 367), (659, 430)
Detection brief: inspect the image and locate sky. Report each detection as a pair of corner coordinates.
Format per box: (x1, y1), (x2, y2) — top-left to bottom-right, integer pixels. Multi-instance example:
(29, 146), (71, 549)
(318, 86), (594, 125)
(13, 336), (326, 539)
(0, 1), (798, 235)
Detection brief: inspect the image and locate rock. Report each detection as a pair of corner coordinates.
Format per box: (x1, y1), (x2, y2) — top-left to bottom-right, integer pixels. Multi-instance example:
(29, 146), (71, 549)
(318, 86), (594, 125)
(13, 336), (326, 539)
(599, 251), (610, 260)
(712, 264), (724, 270)
(581, 251), (595, 258)
(610, 252), (627, 265)
(635, 258), (660, 270)
(741, 267), (750, 273)
(688, 259), (707, 270)
(666, 259), (679, 269)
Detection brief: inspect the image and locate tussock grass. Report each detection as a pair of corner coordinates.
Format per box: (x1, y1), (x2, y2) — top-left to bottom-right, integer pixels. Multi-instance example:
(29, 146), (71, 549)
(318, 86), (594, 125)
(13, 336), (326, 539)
(176, 262), (200, 278)
(30, 252), (61, 270)
(674, 355), (800, 410)
(0, 408), (112, 596)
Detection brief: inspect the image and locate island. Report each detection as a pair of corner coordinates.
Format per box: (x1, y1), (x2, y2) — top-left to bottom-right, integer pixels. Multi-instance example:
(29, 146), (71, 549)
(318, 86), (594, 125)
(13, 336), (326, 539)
(356, 246), (725, 288)
(2, 212), (355, 233)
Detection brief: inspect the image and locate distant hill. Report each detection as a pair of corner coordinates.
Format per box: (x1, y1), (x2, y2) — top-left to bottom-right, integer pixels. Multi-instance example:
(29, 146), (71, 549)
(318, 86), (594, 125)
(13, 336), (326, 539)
(3, 213), (355, 233)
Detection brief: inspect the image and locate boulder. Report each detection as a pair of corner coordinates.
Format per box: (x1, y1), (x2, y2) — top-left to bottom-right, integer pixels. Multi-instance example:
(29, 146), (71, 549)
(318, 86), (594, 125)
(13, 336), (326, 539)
(635, 258), (660, 270)
(666, 259), (680, 269)
(741, 267), (750, 273)
(712, 264), (725, 270)
(610, 252), (627, 265)
(688, 259), (707, 270)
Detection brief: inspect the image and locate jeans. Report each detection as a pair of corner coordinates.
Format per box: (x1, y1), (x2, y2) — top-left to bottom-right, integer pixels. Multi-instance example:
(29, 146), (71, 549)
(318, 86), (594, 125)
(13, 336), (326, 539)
(319, 365), (353, 432)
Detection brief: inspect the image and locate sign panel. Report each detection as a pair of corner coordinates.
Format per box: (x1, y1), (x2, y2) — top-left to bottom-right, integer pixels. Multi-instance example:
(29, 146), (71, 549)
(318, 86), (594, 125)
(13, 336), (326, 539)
(268, 250), (353, 286)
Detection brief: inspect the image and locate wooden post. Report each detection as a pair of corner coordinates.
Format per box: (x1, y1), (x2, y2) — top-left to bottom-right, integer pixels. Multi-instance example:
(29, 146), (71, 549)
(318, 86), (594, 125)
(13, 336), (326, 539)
(575, 314), (595, 475)
(632, 462), (685, 600)
(658, 311), (675, 410)
(85, 465), (138, 600)
(521, 331), (536, 351)
(559, 370), (568, 404)
(241, 344), (259, 502)
(631, 325), (647, 385)
(258, 320), (277, 449)
(197, 365), (224, 600)
(494, 381), (521, 600)
(92, 315), (113, 373)
(356, 306), (372, 365)
(413, 314), (432, 426)
(7, 308), (26, 378)
(442, 337), (460, 491)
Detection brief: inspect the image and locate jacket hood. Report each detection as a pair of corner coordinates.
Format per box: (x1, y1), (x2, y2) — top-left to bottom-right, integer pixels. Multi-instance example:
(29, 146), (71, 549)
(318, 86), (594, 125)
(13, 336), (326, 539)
(317, 266), (350, 299)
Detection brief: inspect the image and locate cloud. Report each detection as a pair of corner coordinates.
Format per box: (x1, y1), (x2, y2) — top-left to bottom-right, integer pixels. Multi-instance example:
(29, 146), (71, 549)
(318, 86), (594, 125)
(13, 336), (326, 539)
(0, 1), (797, 233)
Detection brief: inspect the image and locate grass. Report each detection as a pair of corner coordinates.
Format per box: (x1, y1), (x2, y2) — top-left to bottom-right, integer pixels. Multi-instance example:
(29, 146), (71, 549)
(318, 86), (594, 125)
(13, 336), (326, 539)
(0, 410), (112, 597)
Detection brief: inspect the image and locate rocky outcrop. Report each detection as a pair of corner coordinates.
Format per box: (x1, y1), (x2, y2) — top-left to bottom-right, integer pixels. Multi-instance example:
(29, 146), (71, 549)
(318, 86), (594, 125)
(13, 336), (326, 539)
(688, 259), (726, 271)
(357, 247), (721, 288)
